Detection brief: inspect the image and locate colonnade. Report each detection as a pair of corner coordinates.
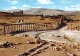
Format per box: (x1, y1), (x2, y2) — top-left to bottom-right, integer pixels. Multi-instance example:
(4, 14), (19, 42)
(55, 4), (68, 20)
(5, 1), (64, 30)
(3, 23), (58, 34)
(67, 23), (80, 31)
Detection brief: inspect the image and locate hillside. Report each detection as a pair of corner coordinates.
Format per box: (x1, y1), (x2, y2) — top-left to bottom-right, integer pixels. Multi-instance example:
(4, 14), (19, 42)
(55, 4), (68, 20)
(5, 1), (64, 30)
(0, 8), (80, 16)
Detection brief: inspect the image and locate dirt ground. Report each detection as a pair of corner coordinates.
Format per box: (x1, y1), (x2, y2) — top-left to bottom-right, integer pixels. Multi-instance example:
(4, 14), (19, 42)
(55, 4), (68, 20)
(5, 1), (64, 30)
(0, 35), (39, 56)
(0, 35), (80, 56)
(36, 42), (80, 56)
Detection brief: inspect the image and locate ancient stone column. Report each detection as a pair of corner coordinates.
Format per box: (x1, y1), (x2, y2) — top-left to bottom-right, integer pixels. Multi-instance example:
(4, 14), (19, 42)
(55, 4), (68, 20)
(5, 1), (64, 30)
(12, 25), (14, 32)
(43, 24), (44, 30)
(33, 24), (35, 30)
(10, 25), (12, 33)
(70, 24), (72, 30)
(16, 24), (18, 32)
(31, 24), (33, 30)
(35, 24), (38, 31)
(26, 24), (28, 31)
(9, 25), (11, 33)
(14, 25), (16, 32)
(17, 24), (19, 31)
(46, 24), (48, 30)
(73, 23), (75, 30)
(78, 23), (80, 31)
(50, 24), (52, 30)
(47, 24), (49, 30)
(33, 24), (35, 31)
(33, 24), (34, 31)
(11, 25), (13, 33)
(48, 24), (49, 30)
(44, 24), (46, 30)
(30, 24), (32, 31)
(8, 25), (10, 33)
(54, 23), (56, 29)
(45, 24), (47, 30)
(3, 25), (6, 35)
(19, 24), (20, 31)
(76, 24), (78, 30)
(24, 24), (26, 31)
(22, 24), (24, 31)
(74, 24), (76, 30)
(4, 26), (7, 34)
(28, 24), (30, 31)
(27, 24), (29, 31)
(72, 24), (74, 30)
(29, 24), (31, 30)
(6, 26), (8, 33)
(21, 24), (22, 31)
(31, 24), (32, 30)
(15, 25), (17, 32)
(78, 24), (79, 31)
(23, 24), (25, 31)
(74, 24), (75, 30)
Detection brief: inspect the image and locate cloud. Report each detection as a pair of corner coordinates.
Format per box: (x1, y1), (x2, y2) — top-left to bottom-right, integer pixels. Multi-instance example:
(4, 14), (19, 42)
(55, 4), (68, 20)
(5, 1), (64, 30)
(6, 0), (18, 4)
(37, 0), (53, 4)
(22, 4), (30, 7)
(11, 6), (17, 9)
(65, 6), (80, 11)
(11, 1), (18, 4)
(70, 5), (80, 7)
(62, 1), (72, 4)
(7, 0), (10, 2)
(53, 6), (56, 7)
(65, 6), (71, 10)
(32, 6), (41, 8)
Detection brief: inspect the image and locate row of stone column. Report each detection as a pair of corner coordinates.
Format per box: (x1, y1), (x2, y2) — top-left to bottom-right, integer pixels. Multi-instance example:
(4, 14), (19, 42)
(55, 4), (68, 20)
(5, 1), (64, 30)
(4, 24), (36, 34)
(3, 23), (58, 34)
(67, 23), (80, 31)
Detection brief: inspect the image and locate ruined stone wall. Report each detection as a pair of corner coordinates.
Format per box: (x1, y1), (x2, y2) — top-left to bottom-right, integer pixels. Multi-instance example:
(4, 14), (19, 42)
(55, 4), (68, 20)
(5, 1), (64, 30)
(13, 11), (23, 16)
(0, 12), (42, 20)
(0, 12), (13, 19)
(51, 21), (59, 29)
(66, 21), (80, 31)
(22, 15), (42, 20)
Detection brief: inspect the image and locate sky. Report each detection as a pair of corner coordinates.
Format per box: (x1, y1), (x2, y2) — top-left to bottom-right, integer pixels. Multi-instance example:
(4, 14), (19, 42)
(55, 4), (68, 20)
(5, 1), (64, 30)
(0, 0), (80, 11)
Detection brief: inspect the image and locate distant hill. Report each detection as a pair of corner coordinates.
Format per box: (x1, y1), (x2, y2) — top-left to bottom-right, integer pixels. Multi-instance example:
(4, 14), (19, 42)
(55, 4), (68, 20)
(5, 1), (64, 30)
(0, 8), (80, 16)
